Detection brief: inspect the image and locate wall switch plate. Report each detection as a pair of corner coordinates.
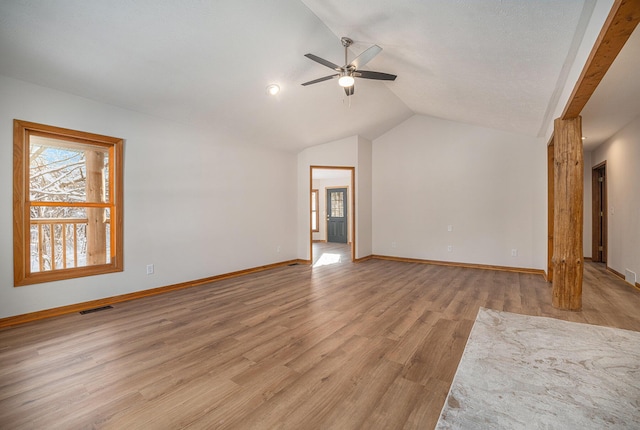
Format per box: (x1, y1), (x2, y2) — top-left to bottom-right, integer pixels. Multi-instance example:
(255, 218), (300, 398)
(447, 225), (453, 232)
(146, 264), (154, 275)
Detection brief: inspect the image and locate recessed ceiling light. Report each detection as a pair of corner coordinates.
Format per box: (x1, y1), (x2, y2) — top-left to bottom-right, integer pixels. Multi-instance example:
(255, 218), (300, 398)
(266, 84), (280, 95)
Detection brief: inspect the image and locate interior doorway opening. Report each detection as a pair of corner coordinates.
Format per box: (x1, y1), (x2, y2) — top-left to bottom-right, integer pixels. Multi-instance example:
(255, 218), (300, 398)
(310, 166), (355, 265)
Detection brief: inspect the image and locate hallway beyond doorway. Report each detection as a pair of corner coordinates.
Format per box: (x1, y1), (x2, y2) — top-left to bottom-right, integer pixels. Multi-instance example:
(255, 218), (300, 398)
(312, 242), (351, 267)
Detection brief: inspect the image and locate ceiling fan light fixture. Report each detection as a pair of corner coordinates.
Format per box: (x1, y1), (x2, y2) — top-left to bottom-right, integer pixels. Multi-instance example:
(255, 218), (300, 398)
(266, 84), (280, 95)
(338, 75), (355, 87)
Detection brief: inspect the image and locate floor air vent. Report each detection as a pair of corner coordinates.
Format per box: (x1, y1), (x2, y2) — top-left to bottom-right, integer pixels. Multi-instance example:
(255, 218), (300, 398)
(625, 269), (637, 285)
(79, 305), (113, 315)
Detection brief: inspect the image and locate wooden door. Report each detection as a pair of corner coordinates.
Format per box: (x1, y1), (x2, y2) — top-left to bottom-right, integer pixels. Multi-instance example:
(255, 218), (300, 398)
(592, 163), (607, 263)
(326, 188), (347, 243)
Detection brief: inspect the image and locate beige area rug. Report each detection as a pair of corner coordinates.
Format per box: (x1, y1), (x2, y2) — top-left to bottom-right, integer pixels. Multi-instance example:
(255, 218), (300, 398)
(436, 308), (640, 429)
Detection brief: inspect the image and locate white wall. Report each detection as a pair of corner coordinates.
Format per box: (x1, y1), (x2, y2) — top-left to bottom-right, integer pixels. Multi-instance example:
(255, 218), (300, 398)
(373, 114), (547, 270)
(591, 115), (640, 282)
(356, 137), (373, 257)
(0, 75), (297, 319)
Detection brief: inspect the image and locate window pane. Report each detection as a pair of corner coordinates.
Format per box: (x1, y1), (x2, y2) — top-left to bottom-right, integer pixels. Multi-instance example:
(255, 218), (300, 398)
(331, 192), (344, 217)
(29, 135), (109, 203)
(30, 206), (111, 273)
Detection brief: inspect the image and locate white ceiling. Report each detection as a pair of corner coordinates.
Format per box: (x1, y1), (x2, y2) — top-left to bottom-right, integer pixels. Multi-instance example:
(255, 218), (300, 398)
(0, 1), (633, 153)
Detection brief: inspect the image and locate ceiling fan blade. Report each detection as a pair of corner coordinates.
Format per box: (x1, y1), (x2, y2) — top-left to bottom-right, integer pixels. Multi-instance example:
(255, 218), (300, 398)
(344, 85), (354, 97)
(350, 45), (382, 69)
(354, 70), (397, 81)
(301, 74), (339, 86)
(304, 53), (341, 70)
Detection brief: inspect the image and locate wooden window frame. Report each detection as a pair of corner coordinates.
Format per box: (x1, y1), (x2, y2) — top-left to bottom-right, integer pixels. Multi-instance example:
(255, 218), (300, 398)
(311, 189), (319, 232)
(13, 120), (124, 286)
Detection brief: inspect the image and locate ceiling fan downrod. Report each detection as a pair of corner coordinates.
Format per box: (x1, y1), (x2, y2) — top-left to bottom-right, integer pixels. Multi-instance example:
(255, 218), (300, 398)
(341, 37), (353, 67)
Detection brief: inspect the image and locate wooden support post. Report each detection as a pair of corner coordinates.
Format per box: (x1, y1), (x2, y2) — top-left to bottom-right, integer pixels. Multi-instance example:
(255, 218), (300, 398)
(86, 150), (106, 266)
(552, 117), (583, 310)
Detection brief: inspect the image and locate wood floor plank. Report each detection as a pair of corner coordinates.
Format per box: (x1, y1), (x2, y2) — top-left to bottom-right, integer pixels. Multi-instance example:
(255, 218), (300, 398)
(1, 243), (639, 429)
(402, 378), (452, 430)
(401, 318), (474, 386)
(360, 375), (424, 430)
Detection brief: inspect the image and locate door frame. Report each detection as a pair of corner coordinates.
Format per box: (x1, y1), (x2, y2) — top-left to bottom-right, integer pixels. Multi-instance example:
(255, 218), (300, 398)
(310, 166), (355, 264)
(547, 141), (554, 281)
(592, 161), (607, 263)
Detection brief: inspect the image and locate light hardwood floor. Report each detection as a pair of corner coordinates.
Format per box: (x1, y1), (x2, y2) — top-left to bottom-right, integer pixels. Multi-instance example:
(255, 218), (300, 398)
(312, 242), (351, 266)
(1, 260), (639, 429)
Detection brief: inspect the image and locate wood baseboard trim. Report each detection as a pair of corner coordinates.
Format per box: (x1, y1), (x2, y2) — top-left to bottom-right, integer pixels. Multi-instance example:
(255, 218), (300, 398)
(606, 266), (625, 280)
(312, 240), (327, 243)
(584, 257), (593, 261)
(370, 255), (546, 277)
(354, 255), (373, 263)
(606, 266), (640, 291)
(0, 259), (303, 329)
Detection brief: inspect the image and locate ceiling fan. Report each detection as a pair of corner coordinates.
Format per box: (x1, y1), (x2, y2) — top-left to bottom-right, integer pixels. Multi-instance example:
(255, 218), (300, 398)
(301, 37), (397, 96)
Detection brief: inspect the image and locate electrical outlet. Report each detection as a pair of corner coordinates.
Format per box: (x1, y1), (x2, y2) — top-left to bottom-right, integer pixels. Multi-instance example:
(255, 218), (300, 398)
(391, 241), (397, 248)
(146, 264), (154, 275)
(447, 245), (453, 252)
(511, 249), (518, 257)
(276, 245), (281, 253)
(447, 225), (453, 232)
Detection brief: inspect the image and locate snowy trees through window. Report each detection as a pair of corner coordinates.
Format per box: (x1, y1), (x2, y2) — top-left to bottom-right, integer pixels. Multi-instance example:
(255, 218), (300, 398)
(13, 120), (123, 286)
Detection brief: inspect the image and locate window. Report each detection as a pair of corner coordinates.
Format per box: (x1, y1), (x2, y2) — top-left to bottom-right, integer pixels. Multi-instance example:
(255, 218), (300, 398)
(330, 190), (344, 217)
(13, 120), (124, 286)
(311, 189), (319, 232)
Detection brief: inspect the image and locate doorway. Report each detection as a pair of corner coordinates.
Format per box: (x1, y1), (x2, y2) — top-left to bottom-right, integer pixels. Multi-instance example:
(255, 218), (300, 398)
(592, 162), (607, 263)
(310, 166), (355, 264)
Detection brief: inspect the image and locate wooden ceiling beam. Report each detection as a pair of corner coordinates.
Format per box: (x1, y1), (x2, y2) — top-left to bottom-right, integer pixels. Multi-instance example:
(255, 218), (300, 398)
(562, 0), (640, 119)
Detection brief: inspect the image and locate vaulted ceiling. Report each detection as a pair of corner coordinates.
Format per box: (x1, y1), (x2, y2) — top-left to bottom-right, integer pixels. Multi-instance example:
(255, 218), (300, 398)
(0, 1), (634, 152)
